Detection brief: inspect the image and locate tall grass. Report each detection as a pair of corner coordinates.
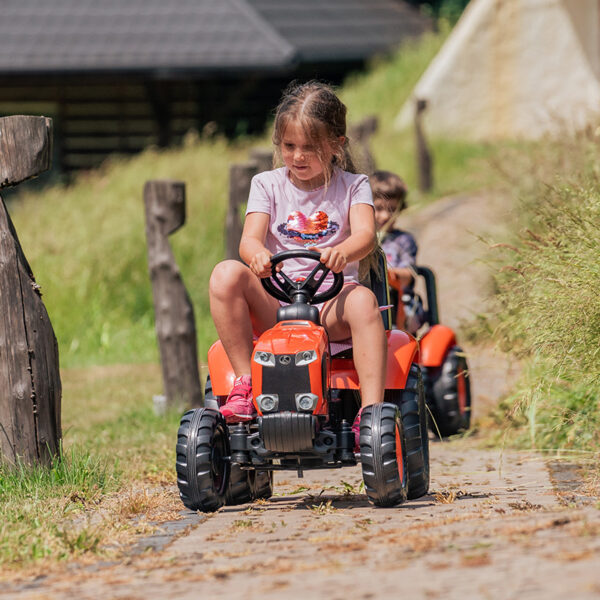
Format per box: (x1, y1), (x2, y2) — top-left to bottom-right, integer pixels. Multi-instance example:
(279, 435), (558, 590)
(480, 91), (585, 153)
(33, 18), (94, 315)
(490, 132), (600, 451)
(0, 444), (117, 566)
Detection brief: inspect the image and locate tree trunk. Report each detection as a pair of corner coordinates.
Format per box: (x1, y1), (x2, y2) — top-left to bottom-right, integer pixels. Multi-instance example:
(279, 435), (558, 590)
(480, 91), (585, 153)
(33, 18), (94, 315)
(144, 180), (203, 410)
(0, 115), (61, 466)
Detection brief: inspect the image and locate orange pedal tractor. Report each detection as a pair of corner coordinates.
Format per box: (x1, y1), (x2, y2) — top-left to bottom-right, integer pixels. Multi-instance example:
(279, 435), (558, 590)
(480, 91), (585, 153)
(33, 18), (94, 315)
(387, 266), (471, 437)
(176, 250), (429, 513)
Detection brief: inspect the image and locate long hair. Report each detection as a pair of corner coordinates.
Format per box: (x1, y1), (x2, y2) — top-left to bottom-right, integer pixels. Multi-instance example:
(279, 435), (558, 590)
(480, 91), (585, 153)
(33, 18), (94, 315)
(272, 81), (357, 184)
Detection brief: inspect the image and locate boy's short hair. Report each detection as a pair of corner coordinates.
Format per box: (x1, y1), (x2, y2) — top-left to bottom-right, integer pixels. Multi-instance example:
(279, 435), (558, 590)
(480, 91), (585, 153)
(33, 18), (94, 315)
(369, 170), (408, 211)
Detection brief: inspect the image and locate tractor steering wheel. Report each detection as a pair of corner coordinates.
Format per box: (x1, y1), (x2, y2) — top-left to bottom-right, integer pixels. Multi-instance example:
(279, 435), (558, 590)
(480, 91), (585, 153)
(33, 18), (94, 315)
(260, 249), (344, 305)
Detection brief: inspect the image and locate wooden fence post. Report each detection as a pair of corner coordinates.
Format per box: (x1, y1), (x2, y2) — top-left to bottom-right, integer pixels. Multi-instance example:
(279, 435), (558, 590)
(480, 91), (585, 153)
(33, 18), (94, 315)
(415, 99), (433, 193)
(249, 148), (273, 174)
(0, 115), (61, 467)
(144, 180), (203, 411)
(226, 162), (258, 260)
(349, 115), (378, 174)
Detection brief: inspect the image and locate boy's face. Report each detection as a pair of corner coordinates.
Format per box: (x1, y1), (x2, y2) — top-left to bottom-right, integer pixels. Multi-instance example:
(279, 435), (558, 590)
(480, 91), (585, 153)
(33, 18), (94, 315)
(373, 196), (399, 229)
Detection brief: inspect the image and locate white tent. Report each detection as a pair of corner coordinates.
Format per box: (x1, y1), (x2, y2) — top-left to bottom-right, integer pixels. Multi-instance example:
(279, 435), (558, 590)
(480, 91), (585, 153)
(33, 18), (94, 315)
(395, 0), (600, 140)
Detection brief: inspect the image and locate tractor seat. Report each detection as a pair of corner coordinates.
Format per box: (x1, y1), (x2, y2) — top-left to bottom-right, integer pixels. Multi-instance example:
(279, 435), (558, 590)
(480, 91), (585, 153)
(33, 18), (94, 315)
(330, 248), (393, 358)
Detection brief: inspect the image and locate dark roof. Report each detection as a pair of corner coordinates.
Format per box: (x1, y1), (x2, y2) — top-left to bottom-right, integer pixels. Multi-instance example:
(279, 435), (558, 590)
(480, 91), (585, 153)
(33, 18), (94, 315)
(0, 0), (431, 76)
(248, 0), (431, 61)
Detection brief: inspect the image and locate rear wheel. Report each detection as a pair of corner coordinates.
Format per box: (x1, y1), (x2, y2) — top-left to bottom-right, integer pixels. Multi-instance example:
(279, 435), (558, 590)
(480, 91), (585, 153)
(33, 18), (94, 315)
(252, 469), (274, 500)
(385, 364), (430, 499)
(360, 403), (409, 507)
(429, 346), (471, 437)
(176, 408), (230, 512)
(225, 463), (253, 505)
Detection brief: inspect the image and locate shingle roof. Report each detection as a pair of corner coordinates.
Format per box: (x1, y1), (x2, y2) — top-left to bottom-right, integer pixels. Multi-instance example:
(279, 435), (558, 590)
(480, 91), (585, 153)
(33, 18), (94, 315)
(0, 0), (431, 75)
(248, 0), (431, 61)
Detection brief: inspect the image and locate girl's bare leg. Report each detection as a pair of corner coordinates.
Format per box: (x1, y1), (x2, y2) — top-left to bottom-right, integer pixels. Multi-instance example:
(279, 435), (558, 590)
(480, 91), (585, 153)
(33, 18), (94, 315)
(321, 285), (387, 407)
(209, 260), (280, 376)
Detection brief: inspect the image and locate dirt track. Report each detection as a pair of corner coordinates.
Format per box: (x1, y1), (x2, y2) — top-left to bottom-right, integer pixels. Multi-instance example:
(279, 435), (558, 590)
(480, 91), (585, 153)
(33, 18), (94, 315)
(3, 192), (599, 600)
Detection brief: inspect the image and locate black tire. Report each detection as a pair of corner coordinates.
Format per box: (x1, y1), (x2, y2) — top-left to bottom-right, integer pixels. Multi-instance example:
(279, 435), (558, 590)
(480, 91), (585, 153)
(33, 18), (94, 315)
(385, 364), (430, 499)
(428, 346), (471, 437)
(252, 469), (274, 500)
(225, 463), (253, 505)
(176, 408), (230, 512)
(360, 403), (409, 507)
(204, 375), (220, 410)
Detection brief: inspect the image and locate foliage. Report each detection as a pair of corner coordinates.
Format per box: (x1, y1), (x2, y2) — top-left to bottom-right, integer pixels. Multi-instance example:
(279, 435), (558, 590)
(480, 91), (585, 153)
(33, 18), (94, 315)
(407, 0), (471, 23)
(489, 132), (600, 451)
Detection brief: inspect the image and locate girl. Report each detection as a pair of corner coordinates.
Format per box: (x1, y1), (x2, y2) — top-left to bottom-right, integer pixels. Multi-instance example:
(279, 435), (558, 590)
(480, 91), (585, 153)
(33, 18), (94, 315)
(208, 81), (386, 448)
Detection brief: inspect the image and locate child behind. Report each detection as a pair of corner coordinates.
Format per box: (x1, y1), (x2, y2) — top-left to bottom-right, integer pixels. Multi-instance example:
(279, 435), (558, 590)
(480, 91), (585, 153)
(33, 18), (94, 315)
(370, 170), (424, 335)
(209, 81), (386, 447)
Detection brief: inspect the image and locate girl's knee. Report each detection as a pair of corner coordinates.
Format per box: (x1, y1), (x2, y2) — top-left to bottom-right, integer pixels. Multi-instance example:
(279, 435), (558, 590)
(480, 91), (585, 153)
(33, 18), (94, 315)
(209, 260), (248, 296)
(346, 286), (381, 323)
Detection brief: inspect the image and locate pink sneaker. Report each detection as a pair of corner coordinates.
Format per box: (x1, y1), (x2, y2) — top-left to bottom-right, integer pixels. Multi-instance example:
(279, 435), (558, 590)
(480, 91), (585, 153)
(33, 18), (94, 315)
(220, 375), (255, 423)
(352, 408), (363, 453)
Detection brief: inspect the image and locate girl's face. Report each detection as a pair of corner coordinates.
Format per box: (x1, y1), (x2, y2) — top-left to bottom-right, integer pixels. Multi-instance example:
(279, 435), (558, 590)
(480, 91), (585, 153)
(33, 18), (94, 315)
(373, 196), (399, 229)
(281, 120), (331, 191)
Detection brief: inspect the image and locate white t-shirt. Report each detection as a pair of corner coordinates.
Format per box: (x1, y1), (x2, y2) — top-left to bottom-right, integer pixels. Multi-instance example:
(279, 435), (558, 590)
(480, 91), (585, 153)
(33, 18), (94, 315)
(245, 166), (374, 286)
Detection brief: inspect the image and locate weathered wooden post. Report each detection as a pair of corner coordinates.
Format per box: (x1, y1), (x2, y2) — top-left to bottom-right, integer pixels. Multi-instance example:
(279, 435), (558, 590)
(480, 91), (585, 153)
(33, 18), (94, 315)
(225, 148), (273, 261)
(0, 115), (62, 466)
(226, 162), (258, 261)
(415, 98), (433, 192)
(249, 148), (273, 174)
(144, 180), (203, 410)
(349, 115), (378, 174)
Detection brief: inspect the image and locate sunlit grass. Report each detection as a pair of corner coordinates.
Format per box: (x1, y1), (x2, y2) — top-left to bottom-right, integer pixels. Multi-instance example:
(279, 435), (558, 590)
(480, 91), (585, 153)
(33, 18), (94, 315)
(0, 363), (184, 573)
(487, 132), (600, 452)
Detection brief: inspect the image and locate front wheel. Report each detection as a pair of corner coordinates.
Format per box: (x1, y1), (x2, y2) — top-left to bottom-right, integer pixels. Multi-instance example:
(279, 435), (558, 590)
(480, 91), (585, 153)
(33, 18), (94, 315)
(176, 408), (230, 512)
(360, 403), (409, 507)
(385, 364), (430, 499)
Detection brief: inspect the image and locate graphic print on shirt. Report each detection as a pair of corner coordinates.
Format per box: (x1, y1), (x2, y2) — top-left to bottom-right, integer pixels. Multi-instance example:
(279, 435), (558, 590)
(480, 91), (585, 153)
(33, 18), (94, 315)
(277, 210), (339, 247)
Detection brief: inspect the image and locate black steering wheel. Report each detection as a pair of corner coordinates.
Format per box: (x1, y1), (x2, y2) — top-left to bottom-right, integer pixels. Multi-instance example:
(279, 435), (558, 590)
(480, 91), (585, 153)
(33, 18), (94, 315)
(261, 249), (344, 305)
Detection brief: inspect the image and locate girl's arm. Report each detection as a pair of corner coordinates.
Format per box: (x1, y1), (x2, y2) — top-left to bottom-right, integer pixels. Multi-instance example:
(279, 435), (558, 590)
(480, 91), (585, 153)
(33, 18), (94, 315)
(239, 212), (273, 278)
(318, 203), (376, 272)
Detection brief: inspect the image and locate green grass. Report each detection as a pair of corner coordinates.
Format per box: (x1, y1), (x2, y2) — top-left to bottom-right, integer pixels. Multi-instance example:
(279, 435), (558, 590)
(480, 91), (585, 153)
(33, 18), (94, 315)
(0, 363), (183, 573)
(487, 132), (600, 452)
(0, 444), (117, 566)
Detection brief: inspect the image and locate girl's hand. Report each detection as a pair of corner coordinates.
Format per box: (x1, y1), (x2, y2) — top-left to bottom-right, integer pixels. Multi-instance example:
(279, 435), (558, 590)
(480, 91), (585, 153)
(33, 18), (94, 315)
(315, 246), (347, 273)
(249, 250), (273, 278)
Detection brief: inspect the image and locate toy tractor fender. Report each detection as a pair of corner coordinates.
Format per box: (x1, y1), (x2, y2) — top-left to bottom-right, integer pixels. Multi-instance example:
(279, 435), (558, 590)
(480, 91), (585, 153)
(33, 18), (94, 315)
(207, 340), (237, 396)
(419, 324), (456, 368)
(330, 329), (419, 390)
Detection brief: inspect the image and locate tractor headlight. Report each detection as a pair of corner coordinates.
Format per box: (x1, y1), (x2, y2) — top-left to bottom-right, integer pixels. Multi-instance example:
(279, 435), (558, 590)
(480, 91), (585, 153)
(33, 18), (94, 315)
(295, 393), (318, 412)
(257, 394), (278, 412)
(295, 350), (317, 366)
(254, 351), (275, 367)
